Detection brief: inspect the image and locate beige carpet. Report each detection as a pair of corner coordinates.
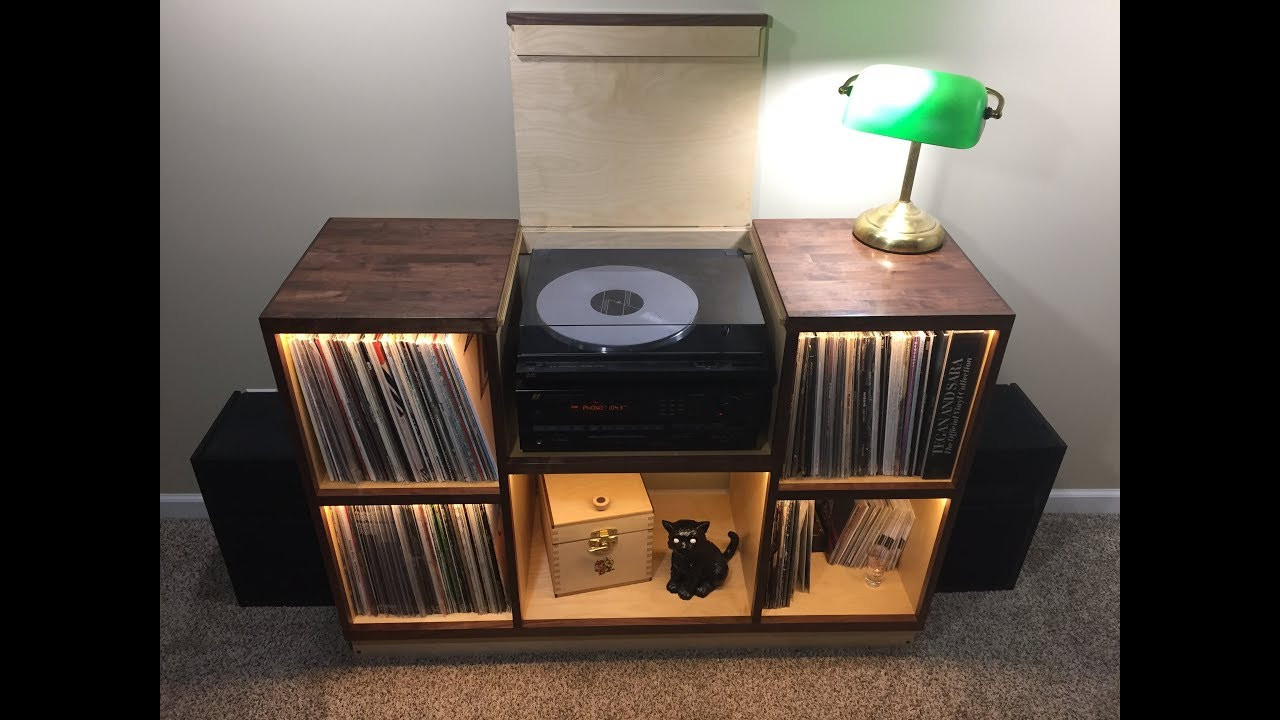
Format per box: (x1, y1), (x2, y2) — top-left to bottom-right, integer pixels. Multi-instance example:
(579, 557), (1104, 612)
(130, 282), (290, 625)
(160, 514), (1119, 719)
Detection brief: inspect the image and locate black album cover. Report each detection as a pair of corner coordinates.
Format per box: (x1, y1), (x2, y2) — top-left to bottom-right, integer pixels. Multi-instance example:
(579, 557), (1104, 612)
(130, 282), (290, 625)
(921, 331), (990, 479)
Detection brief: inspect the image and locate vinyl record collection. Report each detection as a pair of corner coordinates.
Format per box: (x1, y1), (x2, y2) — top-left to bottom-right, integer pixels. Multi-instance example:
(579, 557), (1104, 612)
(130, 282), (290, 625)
(764, 499), (814, 609)
(818, 498), (916, 571)
(323, 504), (510, 617)
(283, 333), (498, 484)
(784, 330), (990, 479)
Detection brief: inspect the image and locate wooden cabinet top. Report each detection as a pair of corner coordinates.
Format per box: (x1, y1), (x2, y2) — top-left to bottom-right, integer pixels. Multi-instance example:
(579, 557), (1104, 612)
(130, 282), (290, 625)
(261, 216), (1013, 335)
(260, 218), (518, 333)
(752, 218), (1013, 331)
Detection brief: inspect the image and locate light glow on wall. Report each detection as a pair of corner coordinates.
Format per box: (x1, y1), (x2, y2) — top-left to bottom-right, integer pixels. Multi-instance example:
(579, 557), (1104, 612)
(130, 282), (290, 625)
(755, 63), (944, 219)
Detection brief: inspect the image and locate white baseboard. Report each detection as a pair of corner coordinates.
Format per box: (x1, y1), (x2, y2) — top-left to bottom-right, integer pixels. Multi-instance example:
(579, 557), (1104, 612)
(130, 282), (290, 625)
(1044, 489), (1119, 514)
(159, 489), (1119, 518)
(159, 493), (209, 519)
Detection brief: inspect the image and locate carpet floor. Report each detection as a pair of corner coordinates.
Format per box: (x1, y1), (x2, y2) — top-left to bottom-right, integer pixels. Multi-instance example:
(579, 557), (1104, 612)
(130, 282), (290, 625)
(160, 514), (1119, 719)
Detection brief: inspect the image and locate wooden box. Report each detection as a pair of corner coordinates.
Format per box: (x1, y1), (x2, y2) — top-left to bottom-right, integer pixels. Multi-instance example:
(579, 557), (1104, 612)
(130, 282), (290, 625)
(540, 473), (655, 596)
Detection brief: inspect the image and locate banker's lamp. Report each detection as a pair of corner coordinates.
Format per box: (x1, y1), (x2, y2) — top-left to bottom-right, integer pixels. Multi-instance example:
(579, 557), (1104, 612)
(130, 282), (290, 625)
(838, 64), (1004, 254)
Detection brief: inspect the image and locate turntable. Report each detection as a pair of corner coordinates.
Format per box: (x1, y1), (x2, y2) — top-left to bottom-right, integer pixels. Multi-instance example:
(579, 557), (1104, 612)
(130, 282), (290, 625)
(515, 248), (774, 452)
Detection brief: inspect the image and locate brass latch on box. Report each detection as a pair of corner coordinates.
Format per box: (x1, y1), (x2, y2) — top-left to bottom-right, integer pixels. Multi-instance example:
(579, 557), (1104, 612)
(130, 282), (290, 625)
(587, 528), (619, 553)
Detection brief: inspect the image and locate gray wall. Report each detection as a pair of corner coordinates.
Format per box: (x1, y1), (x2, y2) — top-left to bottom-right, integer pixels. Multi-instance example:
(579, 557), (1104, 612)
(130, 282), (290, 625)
(160, 0), (1119, 493)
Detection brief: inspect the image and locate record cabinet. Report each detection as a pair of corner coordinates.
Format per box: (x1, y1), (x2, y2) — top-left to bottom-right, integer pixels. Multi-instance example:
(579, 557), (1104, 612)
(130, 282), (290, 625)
(259, 12), (1014, 653)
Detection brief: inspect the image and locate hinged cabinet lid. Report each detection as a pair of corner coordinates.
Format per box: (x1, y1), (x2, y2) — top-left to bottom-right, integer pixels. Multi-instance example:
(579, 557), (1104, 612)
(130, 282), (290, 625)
(543, 472), (653, 543)
(507, 13), (769, 229)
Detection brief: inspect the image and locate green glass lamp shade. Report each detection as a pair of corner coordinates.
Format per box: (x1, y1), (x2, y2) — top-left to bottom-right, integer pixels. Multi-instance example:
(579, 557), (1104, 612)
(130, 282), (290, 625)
(842, 64), (989, 149)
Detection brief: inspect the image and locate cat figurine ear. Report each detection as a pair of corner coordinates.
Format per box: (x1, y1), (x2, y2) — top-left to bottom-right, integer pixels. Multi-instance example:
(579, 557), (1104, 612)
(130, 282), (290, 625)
(696, 521), (710, 535)
(662, 520), (676, 534)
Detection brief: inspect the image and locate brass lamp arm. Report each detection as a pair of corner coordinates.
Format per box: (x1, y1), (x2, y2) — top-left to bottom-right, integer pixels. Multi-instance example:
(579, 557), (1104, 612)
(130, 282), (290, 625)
(837, 74), (858, 96)
(985, 87), (1005, 119)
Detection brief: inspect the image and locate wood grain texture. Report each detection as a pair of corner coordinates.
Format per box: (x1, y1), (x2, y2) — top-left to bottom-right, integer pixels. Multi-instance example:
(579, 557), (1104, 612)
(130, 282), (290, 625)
(776, 477), (955, 494)
(347, 615), (514, 631)
(497, 471), (523, 626)
(313, 487), (503, 506)
(348, 621), (916, 641)
(899, 498), (948, 613)
(510, 37), (763, 227)
(506, 12), (769, 27)
(260, 218), (519, 333)
(728, 472), (769, 606)
(351, 630), (914, 657)
(752, 219), (1014, 327)
(505, 446), (775, 474)
(508, 474), (537, 624)
(512, 25), (761, 57)
(542, 472), (651, 531)
(519, 227), (751, 250)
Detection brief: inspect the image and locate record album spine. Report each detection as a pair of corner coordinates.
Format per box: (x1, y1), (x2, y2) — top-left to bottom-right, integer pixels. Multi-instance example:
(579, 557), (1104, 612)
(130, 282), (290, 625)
(921, 331), (989, 480)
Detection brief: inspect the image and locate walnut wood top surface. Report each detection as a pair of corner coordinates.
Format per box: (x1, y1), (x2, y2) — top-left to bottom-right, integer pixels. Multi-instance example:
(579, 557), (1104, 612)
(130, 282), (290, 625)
(752, 219), (1013, 327)
(506, 12), (769, 26)
(261, 218), (518, 332)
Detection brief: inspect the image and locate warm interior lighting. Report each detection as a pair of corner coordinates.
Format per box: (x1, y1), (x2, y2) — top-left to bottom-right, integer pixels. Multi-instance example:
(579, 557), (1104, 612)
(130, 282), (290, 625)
(280, 332), (458, 344)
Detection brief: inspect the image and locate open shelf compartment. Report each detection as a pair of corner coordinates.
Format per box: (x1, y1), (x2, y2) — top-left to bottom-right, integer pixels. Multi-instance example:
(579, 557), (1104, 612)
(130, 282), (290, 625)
(779, 328), (1000, 493)
(320, 503), (515, 630)
(276, 332), (500, 494)
(762, 497), (949, 623)
(508, 471), (768, 626)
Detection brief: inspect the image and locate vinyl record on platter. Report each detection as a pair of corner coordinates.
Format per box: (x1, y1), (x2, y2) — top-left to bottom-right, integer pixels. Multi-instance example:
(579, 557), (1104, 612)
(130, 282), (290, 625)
(535, 265), (699, 352)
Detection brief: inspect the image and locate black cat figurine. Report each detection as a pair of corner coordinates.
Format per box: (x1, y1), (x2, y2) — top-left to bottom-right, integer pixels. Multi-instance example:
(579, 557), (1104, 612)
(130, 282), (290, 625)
(663, 519), (739, 600)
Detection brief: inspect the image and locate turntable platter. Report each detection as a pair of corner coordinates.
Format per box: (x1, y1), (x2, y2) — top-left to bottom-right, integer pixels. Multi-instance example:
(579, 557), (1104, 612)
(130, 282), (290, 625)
(534, 265), (699, 351)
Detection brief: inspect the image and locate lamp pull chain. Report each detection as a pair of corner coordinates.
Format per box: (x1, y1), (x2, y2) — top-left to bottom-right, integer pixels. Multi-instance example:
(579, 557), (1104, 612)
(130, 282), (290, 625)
(899, 141), (922, 203)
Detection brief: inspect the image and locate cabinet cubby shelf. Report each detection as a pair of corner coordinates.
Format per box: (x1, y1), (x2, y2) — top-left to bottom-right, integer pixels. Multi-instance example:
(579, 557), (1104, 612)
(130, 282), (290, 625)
(314, 482), (502, 505)
(260, 217), (1013, 650)
(762, 496), (948, 620)
(777, 478), (956, 496)
(516, 488), (756, 626)
(314, 490), (504, 506)
(504, 447), (775, 474)
(351, 612), (514, 629)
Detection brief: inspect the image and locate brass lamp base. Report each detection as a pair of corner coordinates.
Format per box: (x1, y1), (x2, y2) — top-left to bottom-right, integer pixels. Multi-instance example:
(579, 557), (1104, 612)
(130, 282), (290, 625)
(852, 200), (947, 254)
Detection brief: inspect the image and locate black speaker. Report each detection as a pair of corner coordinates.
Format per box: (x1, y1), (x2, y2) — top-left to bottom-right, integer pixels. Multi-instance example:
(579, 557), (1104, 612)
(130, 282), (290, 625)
(937, 383), (1067, 592)
(189, 390), (332, 606)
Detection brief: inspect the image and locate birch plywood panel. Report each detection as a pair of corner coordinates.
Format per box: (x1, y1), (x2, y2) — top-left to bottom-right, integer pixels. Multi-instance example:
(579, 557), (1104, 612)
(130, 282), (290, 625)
(728, 472), (769, 603)
(899, 497), (948, 612)
(512, 25), (761, 57)
(521, 491), (752, 624)
(509, 28), (764, 228)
